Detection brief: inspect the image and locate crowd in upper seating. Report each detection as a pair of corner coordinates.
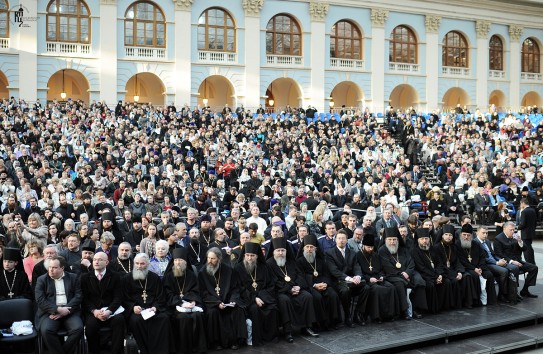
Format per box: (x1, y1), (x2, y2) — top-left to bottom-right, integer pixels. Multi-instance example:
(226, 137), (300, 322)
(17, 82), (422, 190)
(0, 96), (540, 353)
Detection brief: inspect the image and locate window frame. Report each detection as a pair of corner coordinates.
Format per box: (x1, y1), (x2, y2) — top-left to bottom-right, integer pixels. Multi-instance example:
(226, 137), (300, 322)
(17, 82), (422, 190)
(489, 35), (504, 71)
(522, 37), (540, 74)
(0, 0), (9, 39)
(197, 7), (236, 52)
(266, 13), (302, 56)
(46, 0), (91, 43)
(442, 31), (469, 67)
(389, 25), (417, 64)
(124, 0), (166, 48)
(330, 20), (362, 60)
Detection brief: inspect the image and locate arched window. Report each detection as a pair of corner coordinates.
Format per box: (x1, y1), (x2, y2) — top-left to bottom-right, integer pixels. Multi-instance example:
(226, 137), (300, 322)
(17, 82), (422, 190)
(197, 8), (235, 52)
(489, 35), (503, 71)
(442, 31), (468, 67)
(125, 1), (165, 47)
(389, 25), (417, 63)
(522, 38), (540, 73)
(0, 0), (8, 39)
(330, 20), (362, 60)
(46, 0), (90, 43)
(266, 14), (301, 56)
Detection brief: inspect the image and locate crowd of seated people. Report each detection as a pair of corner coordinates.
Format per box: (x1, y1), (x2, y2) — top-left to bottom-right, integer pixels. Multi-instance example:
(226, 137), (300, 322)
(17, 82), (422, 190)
(0, 97), (540, 353)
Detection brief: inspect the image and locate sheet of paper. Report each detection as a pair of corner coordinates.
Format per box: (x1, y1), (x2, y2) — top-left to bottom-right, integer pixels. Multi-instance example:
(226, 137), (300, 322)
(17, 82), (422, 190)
(141, 308), (156, 320)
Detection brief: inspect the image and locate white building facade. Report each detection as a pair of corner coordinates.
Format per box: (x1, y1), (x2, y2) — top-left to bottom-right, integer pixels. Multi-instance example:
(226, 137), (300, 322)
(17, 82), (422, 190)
(1, 0), (543, 113)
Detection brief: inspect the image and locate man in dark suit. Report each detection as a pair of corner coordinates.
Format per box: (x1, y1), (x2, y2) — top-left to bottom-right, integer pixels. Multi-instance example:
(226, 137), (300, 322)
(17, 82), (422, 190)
(96, 231), (119, 262)
(326, 229), (369, 327)
(375, 208), (399, 237)
(81, 252), (126, 354)
(474, 188), (491, 225)
(493, 222), (538, 299)
(444, 185), (463, 217)
(517, 198), (537, 264)
(35, 256), (84, 354)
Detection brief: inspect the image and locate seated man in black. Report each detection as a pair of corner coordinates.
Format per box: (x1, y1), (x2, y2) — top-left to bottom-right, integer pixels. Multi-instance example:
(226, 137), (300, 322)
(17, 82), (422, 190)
(0, 247), (32, 300)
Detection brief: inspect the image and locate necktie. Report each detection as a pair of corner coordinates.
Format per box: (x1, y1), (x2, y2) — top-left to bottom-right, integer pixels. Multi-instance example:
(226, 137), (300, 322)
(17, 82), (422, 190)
(482, 242), (492, 259)
(97, 273), (103, 281)
(386, 220), (391, 228)
(340, 248), (345, 258)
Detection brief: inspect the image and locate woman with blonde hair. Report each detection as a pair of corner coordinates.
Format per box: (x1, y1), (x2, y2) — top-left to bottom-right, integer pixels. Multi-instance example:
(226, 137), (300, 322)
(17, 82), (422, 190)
(20, 213), (48, 250)
(23, 240), (44, 282)
(308, 204), (326, 236)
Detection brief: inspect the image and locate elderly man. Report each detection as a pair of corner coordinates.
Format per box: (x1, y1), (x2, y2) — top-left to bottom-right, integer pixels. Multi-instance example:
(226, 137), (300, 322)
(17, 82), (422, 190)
(0, 247), (32, 300)
(347, 226), (364, 253)
(326, 229), (369, 327)
(96, 231), (118, 261)
(163, 248), (207, 354)
(234, 242), (278, 346)
(198, 247), (247, 350)
(32, 244), (58, 289)
(35, 256), (84, 354)
(81, 252), (125, 354)
(267, 237), (318, 342)
(60, 234), (82, 273)
(122, 253), (171, 354)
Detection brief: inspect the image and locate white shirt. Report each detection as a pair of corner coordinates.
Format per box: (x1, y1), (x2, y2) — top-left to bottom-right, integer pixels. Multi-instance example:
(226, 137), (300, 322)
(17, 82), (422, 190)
(53, 273), (67, 306)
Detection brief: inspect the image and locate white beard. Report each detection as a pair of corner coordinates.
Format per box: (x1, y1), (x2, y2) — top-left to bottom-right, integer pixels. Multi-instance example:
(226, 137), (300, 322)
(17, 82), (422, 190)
(303, 251), (315, 264)
(206, 263), (219, 277)
(132, 268), (148, 281)
(274, 256), (286, 267)
(386, 244), (398, 255)
(460, 239), (472, 249)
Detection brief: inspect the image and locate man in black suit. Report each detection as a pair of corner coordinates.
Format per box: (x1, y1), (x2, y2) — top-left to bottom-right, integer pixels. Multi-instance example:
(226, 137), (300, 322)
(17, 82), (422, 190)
(375, 208), (399, 237)
(493, 222), (538, 298)
(81, 252), (126, 354)
(517, 198), (537, 264)
(96, 231), (119, 262)
(474, 188), (491, 225)
(35, 256), (84, 354)
(326, 229), (369, 327)
(443, 185), (463, 217)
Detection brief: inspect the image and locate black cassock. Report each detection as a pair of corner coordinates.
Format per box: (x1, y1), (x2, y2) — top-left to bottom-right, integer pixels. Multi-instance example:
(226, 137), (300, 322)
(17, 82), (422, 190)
(296, 255), (341, 328)
(110, 257), (133, 275)
(411, 246), (452, 313)
(198, 264), (247, 348)
(266, 258), (316, 330)
(234, 262), (278, 346)
(357, 251), (398, 320)
(455, 241), (497, 306)
(188, 241), (208, 270)
(0, 269), (32, 301)
(163, 269), (207, 354)
(378, 246), (427, 313)
(122, 272), (171, 354)
(433, 241), (476, 309)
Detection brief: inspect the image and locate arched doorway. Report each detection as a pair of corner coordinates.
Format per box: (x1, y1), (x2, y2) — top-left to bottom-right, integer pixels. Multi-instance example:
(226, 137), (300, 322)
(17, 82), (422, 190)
(389, 84), (419, 111)
(125, 72), (166, 105)
(442, 87), (469, 111)
(47, 69), (90, 102)
(0, 71), (8, 100)
(266, 78), (302, 112)
(489, 90), (506, 110)
(197, 75), (235, 109)
(521, 91), (542, 108)
(329, 81), (363, 110)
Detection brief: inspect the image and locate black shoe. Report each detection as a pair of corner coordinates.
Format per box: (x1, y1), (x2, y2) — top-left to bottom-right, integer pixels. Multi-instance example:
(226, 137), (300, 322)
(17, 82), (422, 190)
(376, 318), (383, 324)
(303, 328), (319, 338)
(345, 320), (355, 328)
(497, 295), (510, 303)
(231, 344), (239, 350)
(520, 290), (539, 298)
(354, 313), (366, 326)
(215, 345), (223, 350)
(403, 311), (411, 320)
(517, 293), (524, 301)
(412, 311), (422, 319)
(285, 333), (294, 343)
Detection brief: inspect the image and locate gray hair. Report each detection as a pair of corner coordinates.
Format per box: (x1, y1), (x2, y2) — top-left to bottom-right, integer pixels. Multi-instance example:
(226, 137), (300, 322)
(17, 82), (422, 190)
(100, 231), (115, 243)
(206, 247), (223, 262)
(134, 252), (150, 264)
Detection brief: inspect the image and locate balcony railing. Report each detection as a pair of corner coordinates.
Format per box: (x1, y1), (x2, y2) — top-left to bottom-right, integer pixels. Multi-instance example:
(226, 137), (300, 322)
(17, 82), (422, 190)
(125, 46), (166, 59)
(489, 70), (505, 79)
(330, 58), (364, 70)
(521, 72), (543, 81)
(266, 55), (303, 66)
(389, 62), (420, 73)
(0, 38), (9, 49)
(442, 66), (470, 76)
(198, 51), (237, 64)
(46, 42), (91, 55)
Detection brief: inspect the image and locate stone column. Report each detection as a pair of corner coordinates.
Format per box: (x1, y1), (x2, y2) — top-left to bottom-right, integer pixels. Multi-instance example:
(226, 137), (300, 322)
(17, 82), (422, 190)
(509, 25), (523, 110)
(173, 0), (193, 106)
(99, 0), (118, 105)
(18, 1), (38, 101)
(476, 20), (491, 110)
(425, 15), (441, 112)
(309, 1), (329, 111)
(243, 0), (264, 108)
(370, 8), (388, 113)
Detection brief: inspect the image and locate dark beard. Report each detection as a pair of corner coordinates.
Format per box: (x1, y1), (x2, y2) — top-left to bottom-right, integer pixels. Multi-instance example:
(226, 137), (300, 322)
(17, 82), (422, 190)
(303, 251), (316, 264)
(206, 263), (219, 277)
(173, 263), (186, 278)
(244, 259), (256, 274)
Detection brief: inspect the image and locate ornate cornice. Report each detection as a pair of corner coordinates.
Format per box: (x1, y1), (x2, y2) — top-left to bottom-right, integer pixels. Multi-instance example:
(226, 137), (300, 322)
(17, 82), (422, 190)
(309, 1), (329, 22)
(243, 0), (264, 17)
(371, 8), (389, 27)
(509, 25), (524, 42)
(476, 20), (491, 39)
(425, 15), (442, 33)
(173, 0), (193, 11)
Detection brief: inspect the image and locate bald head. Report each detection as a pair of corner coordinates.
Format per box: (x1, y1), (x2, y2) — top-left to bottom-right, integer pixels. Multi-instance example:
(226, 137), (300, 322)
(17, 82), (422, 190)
(93, 251), (109, 272)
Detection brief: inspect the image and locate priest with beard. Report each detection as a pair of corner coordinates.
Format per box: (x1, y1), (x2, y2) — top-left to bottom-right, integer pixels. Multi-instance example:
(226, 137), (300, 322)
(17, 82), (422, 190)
(296, 234), (341, 330)
(378, 227), (426, 320)
(163, 248), (207, 354)
(198, 247), (247, 350)
(0, 247), (32, 300)
(188, 228), (208, 270)
(266, 237), (318, 342)
(234, 242), (279, 346)
(432, 224), (475, 309)
(210, 227), (236, 263)
(411, 228), (452, 313)
(76, 193), (96, 221)
(110, 242), (134, 275)
(125, 215), (144, 254)
(122, 253), (171, 354)
(98, 212), (124, 246)
(357, 234), (397, 323)
(456, 224), (497, 306)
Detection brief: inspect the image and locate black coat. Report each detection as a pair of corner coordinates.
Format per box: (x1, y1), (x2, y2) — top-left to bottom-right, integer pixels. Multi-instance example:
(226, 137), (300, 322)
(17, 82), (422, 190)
(80, 269), (123, 314)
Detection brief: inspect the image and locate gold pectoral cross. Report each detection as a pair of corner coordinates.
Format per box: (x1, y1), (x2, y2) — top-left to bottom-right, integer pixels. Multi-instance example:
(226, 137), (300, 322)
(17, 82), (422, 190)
(141, 290), (148, 303)
(215, 286), (220, 295)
